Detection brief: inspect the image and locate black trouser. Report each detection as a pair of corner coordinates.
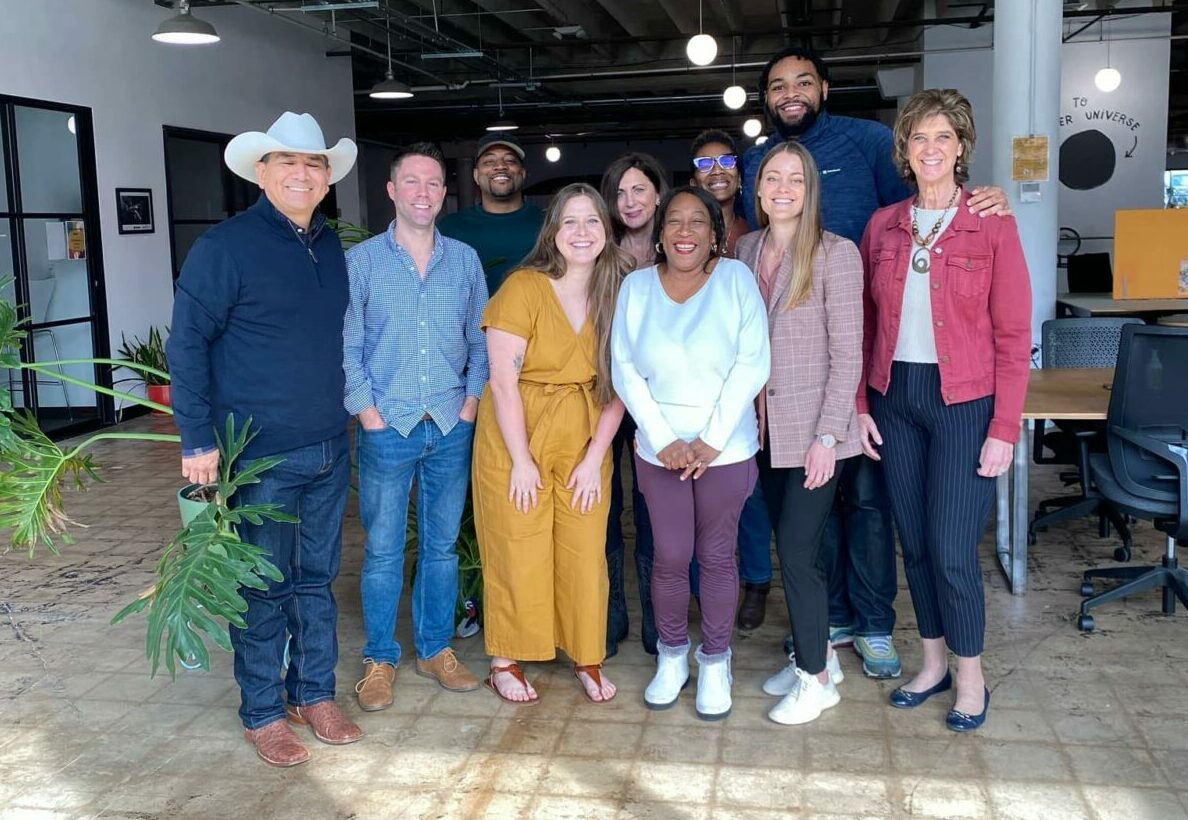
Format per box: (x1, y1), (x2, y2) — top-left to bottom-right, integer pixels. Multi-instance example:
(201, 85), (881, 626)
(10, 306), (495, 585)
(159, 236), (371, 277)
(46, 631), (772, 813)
(605, 417), (657, 656)
(822, 456), (897, 636)
(871, 362), (995, 658)
(758, 446), (842, 677)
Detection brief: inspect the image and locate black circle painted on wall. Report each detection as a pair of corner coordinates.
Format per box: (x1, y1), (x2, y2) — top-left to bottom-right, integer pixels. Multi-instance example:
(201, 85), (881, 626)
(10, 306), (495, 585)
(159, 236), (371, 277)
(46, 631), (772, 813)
(1059, 130), (1116, 190)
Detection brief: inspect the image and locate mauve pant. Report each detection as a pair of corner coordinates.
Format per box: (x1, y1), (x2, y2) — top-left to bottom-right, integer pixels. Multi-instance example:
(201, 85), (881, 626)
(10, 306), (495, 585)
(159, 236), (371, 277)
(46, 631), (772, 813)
(634, 454), (757, 655)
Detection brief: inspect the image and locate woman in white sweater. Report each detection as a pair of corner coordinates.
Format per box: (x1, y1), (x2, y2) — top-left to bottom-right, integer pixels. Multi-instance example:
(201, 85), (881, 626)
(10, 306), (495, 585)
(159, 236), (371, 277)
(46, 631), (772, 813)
(611, 185), (770, 720)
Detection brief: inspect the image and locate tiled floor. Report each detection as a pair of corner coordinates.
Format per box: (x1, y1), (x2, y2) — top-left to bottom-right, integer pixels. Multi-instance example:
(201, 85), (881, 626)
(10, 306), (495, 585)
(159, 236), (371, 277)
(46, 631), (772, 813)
(2, 416), (1187, 819)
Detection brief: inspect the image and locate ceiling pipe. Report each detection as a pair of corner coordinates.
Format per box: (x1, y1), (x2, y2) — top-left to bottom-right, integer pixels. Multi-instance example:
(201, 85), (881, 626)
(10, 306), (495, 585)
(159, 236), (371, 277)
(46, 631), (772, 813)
(463, 3), (1186, 50)
(225, 0), (449, 83)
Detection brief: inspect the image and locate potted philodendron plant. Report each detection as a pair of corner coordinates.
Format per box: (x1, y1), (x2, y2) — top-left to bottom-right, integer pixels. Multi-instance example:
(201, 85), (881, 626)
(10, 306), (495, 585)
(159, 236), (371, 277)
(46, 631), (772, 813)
(117, 325), (171, 413)
(0, 281), (292, 677)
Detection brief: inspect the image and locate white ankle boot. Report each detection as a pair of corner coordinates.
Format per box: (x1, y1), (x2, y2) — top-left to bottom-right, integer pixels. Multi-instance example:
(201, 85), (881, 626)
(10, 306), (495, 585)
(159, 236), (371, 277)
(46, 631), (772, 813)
(694, 644), (733, 721)
(645, 641), (690, 710)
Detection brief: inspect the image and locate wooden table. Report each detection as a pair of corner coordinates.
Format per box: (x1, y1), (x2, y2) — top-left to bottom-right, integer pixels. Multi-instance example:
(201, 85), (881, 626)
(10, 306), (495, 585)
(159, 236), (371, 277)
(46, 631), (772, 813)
(995, 367), (1113, 593)
(1056, 293), (1188, 319)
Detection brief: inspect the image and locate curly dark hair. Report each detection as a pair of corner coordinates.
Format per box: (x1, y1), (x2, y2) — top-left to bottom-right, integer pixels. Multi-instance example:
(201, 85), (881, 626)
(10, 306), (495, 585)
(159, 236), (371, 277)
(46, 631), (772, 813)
(650, 186), (726, 267)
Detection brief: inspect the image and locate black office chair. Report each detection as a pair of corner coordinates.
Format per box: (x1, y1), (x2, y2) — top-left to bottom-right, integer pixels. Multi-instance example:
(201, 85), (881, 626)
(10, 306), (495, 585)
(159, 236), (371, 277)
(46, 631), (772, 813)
(1079, 324), (1188, 631)
(1031, 318), (1139, 560)
(1065, 252), (1113, 294)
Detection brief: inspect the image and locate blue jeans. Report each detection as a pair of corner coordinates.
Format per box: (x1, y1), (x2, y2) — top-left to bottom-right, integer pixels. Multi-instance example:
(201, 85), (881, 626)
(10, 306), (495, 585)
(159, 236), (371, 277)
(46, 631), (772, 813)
(690, 482), (773, 595)
(823, 455), (897, 636)
(230, 432), (351, 730)
(358, 419), (474, 666)
(606, 418), (657, 656)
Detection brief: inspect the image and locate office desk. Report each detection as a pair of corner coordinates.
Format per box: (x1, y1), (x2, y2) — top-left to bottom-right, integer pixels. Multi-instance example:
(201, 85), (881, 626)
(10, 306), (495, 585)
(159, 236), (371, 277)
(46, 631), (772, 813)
(1056, 293), (1188, 319)
(996, 367), (1113, 593)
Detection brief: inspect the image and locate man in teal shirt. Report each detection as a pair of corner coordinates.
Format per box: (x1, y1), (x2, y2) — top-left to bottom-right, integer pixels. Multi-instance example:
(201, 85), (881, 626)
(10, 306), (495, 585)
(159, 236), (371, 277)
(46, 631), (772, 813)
(438, 132), (544, 295)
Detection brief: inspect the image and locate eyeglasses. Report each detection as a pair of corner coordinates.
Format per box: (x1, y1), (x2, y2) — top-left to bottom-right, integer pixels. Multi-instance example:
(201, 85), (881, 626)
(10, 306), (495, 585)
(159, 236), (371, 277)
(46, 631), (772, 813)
(692, 154), (738, 173)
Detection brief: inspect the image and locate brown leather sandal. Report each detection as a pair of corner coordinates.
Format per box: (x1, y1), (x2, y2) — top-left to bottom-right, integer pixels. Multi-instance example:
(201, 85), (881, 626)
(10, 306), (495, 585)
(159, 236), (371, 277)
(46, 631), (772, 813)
(484, 662), (540, 706)
(574, 664), (617, 704)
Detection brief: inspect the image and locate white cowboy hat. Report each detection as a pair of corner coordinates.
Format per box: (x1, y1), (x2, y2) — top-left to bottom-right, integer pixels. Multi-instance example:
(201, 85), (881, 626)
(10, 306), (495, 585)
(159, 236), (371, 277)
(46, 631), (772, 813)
(224, 112), (358, 185)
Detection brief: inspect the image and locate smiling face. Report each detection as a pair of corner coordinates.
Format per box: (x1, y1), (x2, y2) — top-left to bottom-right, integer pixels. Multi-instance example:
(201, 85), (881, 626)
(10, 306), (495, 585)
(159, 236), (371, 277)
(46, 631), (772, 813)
(473, 146), (526, 205)
(764, 56), (828, 137)
(660, 192), (714, 274)
(387, 153), (446, 228)
(908, 113), (962, 189)
(615, 167), (660, 232)
(255, 152), (331, 223)
(757, 149), (807, 225)
(691, 141), (740, 206)
(554, 194), (607, 270)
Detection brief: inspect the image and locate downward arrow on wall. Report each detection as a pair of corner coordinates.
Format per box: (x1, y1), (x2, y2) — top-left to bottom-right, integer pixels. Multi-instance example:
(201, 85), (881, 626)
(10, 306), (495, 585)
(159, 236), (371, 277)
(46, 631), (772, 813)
(1124, 136), (1138, 158)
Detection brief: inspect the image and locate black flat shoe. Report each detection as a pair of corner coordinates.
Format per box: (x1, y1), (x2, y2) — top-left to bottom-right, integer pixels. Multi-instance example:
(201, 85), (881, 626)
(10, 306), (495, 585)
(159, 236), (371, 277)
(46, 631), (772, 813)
(889, 670), (953, 709)
(946, 688), (991, 732)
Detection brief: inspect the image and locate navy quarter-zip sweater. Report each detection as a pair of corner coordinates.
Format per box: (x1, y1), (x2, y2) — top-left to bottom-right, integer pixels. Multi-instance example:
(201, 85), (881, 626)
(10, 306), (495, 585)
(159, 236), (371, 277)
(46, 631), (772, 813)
(741, 109), (912, 244)
(167, 195), (349, 459)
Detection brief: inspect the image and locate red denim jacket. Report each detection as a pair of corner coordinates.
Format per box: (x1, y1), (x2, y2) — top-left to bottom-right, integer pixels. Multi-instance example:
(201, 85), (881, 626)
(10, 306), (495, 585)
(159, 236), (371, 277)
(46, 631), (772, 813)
(856, 190), (1032, 444)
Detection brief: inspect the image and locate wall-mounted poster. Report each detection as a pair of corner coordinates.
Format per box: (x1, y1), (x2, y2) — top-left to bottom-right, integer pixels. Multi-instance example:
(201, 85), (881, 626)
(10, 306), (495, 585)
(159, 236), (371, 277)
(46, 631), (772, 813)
(115, 188), (154, 234)
(66, 220), (86, 260)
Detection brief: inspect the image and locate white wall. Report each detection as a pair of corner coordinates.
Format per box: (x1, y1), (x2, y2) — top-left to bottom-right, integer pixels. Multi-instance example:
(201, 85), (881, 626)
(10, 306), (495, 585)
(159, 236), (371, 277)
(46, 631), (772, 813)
(1059, 16), (1171, 259)
(0, 0), (360, 375)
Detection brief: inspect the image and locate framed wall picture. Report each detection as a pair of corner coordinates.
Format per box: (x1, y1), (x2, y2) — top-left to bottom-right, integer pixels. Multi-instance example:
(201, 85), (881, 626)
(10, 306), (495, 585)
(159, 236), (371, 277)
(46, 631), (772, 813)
(115, 188), (154, 234)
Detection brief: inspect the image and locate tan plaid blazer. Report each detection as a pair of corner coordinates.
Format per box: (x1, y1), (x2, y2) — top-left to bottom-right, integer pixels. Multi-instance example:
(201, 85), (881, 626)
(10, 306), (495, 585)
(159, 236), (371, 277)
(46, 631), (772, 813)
(737, 229), (865, 469)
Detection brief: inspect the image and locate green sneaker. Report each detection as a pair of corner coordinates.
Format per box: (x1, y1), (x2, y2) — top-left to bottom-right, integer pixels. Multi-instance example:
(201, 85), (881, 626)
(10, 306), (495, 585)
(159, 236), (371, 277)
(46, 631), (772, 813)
(854, 634), (902, 679)
(828, 623), (856, 647)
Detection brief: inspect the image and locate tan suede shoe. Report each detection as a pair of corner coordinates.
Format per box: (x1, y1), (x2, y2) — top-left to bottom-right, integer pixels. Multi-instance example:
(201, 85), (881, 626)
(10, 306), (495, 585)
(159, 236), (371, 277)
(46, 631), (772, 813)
(244, 718), (310, 767)
(355, 659), (397, 712)
(285, 700), (363, 745)
(415, 648), (480, 692)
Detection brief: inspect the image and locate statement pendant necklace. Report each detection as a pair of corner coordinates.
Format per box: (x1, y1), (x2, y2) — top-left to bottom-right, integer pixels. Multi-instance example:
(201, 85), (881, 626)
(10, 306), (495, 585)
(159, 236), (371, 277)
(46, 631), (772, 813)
(910, 186), (960, 274)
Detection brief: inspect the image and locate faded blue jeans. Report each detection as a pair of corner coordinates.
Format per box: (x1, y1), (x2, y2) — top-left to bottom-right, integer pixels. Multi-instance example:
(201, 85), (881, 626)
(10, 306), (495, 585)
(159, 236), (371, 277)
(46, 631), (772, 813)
(230, 432), (351, 730)
(358, 418), (474, 666)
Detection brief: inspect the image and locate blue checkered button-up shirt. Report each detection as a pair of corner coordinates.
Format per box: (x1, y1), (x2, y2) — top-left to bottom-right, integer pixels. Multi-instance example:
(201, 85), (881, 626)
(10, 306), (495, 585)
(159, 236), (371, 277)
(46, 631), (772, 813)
(343, 222), (490, 436)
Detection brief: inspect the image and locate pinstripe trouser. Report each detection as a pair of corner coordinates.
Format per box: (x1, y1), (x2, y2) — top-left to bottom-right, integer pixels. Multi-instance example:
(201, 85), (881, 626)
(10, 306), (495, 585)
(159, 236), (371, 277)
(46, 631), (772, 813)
(870, 362), (995, 658)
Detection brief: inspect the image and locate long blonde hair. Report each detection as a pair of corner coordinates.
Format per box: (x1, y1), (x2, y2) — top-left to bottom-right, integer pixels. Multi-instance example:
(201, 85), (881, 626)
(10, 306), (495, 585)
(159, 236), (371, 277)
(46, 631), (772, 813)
(517, 183), (632, 406)
(753, 141), (825, 311)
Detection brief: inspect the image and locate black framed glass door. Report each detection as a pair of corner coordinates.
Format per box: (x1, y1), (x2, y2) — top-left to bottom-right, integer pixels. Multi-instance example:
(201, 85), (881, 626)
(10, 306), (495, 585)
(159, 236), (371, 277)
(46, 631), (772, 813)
(0, 95), (112, 436)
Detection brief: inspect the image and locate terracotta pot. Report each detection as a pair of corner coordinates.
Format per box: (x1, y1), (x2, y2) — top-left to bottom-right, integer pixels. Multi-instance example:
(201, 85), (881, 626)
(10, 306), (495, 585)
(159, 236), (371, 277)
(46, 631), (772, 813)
(146, 383), (171, 415)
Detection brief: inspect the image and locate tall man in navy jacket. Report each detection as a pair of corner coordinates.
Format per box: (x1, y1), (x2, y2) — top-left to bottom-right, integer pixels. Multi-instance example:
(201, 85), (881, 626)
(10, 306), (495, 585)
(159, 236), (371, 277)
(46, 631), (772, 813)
(168, 112), (363, 768)
(742, 48), (1008, 679)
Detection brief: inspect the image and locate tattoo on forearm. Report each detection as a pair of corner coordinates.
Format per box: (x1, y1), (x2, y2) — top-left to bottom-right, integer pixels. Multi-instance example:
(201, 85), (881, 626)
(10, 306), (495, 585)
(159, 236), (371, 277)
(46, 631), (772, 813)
(513, 353), (524, 373)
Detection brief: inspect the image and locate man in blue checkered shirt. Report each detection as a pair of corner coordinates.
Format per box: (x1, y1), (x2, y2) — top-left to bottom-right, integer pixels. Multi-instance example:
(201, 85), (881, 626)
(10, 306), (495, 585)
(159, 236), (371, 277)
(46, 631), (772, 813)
(343, 142), (490, 711)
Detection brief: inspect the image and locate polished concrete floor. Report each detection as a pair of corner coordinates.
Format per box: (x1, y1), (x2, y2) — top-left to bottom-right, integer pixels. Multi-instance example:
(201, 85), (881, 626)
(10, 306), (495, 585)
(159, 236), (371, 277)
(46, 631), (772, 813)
(2, 416), (1186, 819)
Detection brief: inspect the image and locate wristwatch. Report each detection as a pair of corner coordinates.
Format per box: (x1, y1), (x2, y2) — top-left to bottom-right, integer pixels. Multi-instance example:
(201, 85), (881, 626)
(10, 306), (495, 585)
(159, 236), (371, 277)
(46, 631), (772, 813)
(817, 433), (838, 449)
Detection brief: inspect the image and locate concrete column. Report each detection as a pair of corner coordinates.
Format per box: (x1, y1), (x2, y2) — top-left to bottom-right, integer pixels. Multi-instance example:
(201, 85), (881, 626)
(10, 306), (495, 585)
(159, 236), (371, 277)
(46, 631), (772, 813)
(993, 0), (1062, 351)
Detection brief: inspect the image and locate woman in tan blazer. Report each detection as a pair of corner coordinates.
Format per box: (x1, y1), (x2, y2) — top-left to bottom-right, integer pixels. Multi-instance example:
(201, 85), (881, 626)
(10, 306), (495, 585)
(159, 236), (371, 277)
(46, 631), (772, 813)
(737, 140), (865, 727)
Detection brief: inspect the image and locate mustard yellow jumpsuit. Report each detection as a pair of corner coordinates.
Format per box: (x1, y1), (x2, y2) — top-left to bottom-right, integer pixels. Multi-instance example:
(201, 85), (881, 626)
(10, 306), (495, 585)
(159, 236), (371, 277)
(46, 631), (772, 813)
(473, 270), (612, 665)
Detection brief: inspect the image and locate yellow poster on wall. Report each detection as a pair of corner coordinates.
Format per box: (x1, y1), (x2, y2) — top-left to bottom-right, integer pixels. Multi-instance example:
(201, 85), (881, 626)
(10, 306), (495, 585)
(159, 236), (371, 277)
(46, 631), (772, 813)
(66, 220), (86, 260)
(1012, 136), (1049, 182)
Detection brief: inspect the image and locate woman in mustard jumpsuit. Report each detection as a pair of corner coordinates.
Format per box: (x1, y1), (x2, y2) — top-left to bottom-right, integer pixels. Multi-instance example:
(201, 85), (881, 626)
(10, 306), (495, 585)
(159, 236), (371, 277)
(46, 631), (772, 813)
(473, 183), (631, 705)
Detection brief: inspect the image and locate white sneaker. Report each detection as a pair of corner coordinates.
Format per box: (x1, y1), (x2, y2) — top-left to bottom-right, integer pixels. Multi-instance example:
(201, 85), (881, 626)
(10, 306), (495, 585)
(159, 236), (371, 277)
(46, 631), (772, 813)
(645, 641), (690, 710)
(694, 644), (733, 721)
(768, 668), (841, 726)
(827, 651), (845, 686)
(763, 651), (843, 696)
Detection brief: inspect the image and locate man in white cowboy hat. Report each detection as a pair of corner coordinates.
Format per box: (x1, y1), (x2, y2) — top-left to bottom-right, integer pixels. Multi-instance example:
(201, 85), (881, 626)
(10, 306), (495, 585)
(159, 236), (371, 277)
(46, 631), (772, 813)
(344, 142), (488, 712)
(167, 111), (362, 767)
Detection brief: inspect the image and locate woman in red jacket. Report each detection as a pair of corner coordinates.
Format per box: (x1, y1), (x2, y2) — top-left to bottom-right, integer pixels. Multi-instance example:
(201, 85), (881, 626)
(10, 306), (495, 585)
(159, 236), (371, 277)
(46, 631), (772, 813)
(857, 89), (1031, 733)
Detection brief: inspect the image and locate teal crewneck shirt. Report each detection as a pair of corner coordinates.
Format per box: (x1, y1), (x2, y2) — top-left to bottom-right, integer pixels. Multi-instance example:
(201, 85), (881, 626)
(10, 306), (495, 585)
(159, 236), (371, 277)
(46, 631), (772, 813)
(438, 201), (544, 295)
